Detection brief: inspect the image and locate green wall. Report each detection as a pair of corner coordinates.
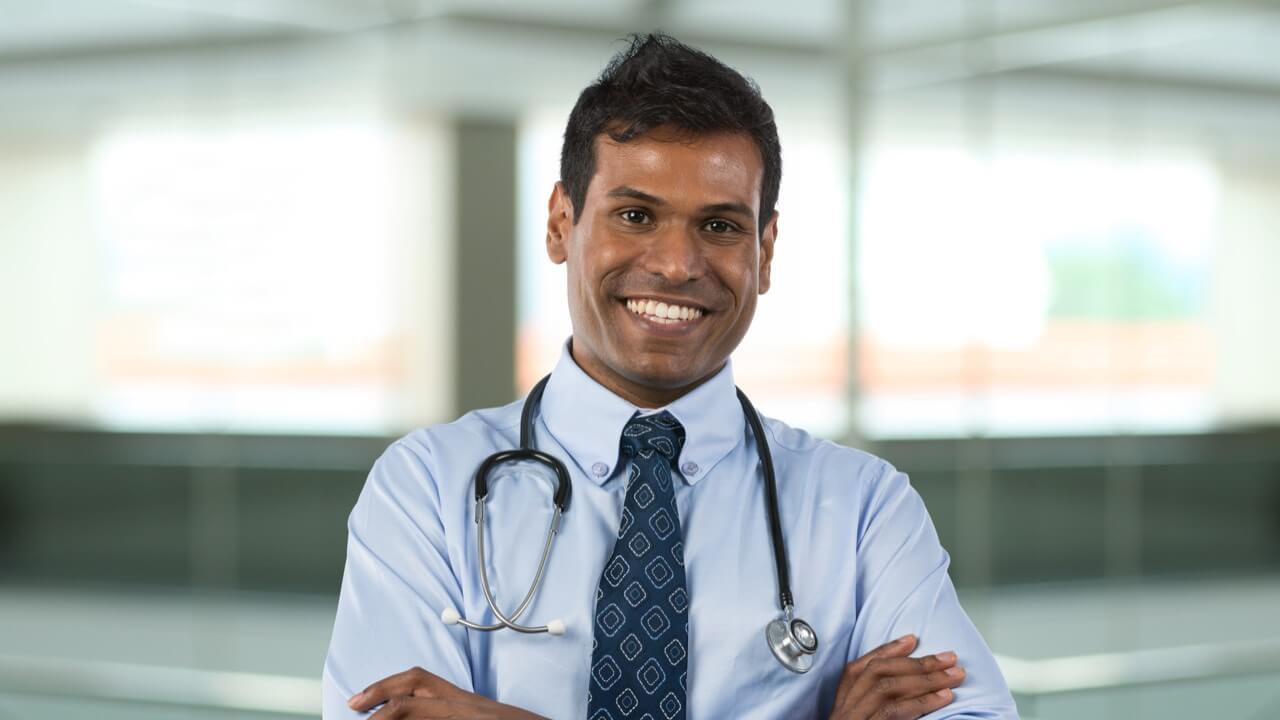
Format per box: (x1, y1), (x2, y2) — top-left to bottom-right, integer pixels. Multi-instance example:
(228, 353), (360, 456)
(1, 426), (1277, 593)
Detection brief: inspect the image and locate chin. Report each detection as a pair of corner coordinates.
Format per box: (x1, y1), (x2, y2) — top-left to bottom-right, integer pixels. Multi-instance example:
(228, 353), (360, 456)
(618, 357), (706, 391)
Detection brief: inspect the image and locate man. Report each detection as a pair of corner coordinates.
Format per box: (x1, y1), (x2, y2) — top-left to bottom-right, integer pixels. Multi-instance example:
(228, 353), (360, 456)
(323, 34), (1018, 719)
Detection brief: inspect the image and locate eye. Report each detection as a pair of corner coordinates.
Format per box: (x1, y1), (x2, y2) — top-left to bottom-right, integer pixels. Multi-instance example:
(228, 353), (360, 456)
(619, 209), (651, 224)
(704, 219), (738, 234)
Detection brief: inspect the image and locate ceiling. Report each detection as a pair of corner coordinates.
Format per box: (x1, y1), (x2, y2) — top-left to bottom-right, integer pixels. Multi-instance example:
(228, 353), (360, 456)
(0, 0), (1278, 118)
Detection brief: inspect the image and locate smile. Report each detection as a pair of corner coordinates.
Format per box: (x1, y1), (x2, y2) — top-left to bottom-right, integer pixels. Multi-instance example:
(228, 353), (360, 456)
(624, 298), (705, 325)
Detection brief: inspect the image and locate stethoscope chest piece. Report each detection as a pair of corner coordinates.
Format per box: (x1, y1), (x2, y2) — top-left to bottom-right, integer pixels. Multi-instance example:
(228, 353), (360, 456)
(766, 610), (818, 674)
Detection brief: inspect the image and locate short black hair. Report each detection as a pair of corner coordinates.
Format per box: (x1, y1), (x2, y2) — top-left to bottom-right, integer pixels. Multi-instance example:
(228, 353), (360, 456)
(560, 33), (781, 234)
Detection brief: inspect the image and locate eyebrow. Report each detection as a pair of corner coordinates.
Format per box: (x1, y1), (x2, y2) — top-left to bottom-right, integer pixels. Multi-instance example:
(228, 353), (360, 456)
(701, 202), (754, 219)
(606, 186), (666, 205)
(606, 186), (753, 219)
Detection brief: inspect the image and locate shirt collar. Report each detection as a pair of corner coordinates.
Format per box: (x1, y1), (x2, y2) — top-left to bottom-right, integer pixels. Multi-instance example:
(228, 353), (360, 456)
(539, 340), (745, 487)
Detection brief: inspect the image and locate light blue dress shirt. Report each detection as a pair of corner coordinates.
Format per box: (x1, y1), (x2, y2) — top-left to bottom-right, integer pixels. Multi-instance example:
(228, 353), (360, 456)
(322, 345), (1018, 719)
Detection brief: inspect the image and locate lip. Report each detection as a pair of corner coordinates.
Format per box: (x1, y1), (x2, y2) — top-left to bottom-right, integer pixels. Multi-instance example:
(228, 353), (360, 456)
(617, 298), (707, 337)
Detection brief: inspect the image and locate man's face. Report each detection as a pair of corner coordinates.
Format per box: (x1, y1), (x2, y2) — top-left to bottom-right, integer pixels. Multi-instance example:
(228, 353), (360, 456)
(546, 127), (777, 407)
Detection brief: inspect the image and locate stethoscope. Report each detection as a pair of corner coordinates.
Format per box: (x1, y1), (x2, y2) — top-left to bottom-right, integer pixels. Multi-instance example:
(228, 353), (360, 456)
(440, 374), (820, 673)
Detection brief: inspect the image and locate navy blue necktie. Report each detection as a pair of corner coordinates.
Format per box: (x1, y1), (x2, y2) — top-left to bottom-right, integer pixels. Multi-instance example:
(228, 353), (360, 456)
(588, 411), (689, 720)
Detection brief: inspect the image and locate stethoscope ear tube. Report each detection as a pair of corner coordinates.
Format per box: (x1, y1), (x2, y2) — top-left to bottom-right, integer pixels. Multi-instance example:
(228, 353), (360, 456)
(463, 499), (568, 635)
(450, 375), (571, 636)
(473, 376), (571, 512)
(474, 448), (571, 512)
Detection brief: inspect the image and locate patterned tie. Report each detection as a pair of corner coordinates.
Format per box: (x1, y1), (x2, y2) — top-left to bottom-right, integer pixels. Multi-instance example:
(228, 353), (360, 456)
(588, 411), (689, 720)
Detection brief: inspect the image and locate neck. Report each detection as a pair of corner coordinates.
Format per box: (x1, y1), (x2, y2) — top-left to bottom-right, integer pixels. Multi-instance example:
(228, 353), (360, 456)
(568, 340), (722, 409)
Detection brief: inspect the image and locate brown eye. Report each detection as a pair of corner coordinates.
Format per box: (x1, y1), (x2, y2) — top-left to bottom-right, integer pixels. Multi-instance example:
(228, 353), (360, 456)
(705, 219), (735, 233)
(621, 209), (650, 224)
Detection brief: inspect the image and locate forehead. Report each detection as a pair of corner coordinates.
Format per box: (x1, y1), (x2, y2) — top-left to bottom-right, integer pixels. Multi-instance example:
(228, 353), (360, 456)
(589, 129), (764, 205)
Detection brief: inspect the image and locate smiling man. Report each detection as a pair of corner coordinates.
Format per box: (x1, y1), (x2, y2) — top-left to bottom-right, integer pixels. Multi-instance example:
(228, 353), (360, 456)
(551, 126), (768, 409)
(322, 34), (1018, 720)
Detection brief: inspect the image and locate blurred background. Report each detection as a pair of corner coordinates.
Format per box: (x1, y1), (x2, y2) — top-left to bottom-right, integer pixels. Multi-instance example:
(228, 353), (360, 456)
(1, 0), (1278, 718)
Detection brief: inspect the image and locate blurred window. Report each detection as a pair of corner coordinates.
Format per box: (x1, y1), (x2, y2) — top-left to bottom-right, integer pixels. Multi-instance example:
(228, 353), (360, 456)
(857, 135), (1218, 437)
(0, 111), (453, 434)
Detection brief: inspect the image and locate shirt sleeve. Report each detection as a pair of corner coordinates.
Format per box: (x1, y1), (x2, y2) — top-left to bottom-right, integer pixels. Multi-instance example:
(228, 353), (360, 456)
(322, 440), (474, 719)
(846, 462), (1019, 719)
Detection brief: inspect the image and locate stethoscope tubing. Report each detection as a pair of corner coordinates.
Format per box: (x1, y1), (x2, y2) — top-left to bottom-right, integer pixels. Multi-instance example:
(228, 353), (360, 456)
(468, 502), (563, 633)
(449, 373), (817, 671)
(450, 376), (569, 635)
(736, 387), (795, 616)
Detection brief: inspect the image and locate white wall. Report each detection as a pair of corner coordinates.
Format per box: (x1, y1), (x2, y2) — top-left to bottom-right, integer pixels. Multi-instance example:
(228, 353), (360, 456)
(0, 133), (99, 423)
(1212, 159), (1280, 426)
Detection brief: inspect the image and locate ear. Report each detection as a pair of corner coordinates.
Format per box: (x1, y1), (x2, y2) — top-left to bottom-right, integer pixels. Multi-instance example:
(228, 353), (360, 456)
(758, 210), (778, 295)
(546, 182), (573, 265)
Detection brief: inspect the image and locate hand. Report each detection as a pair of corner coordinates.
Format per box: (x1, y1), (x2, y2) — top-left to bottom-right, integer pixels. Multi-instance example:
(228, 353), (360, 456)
(347, 666), (548, 719)
(828, 635), (966, 720)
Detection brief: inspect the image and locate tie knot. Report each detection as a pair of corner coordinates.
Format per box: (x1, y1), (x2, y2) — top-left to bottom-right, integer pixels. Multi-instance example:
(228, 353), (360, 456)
(620, 411), (686, 462)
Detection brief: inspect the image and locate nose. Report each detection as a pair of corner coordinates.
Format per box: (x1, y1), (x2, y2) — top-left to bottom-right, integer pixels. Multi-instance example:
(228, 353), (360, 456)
(639, 224), (706, 284)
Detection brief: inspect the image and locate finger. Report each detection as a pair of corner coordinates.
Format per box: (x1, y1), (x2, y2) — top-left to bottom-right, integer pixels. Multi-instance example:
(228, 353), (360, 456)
(411, 682), (457, 700)
(348, 667), (441, 711)
(859, 663), (966, 708)
(844, 635), (918, 678)
(367, 695), (459, 720)
(844, 648), (957, 702)
(872, 687), (956, 720)
(845, 652), (960, 709)
(833, 636), (917, 710)
(367, 695), (410, 720)
(838, 640), (932, 709)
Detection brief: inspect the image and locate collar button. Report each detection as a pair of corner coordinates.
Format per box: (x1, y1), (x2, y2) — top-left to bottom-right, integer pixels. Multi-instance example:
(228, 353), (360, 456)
(591, 462), (610, 477)
(681, 461), (700, 476)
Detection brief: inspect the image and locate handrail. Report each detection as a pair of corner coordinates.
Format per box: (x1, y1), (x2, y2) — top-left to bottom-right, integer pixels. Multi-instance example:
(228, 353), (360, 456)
(995, 637), (1280, 696)
(0, 654), (320, 716)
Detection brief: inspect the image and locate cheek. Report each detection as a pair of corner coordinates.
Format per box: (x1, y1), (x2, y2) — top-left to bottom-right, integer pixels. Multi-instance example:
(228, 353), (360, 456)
(719, 252), (761, 305)
(571, 237), (627, 305)
(567, 252), (612, 319)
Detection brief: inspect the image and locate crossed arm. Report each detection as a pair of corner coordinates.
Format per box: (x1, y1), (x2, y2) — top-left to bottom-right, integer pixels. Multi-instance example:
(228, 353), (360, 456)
(322, 445), (1012, 719)
(342, 634), (965, 720)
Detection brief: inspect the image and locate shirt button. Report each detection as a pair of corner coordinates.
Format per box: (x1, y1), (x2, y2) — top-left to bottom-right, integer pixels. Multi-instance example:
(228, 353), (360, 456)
(681, 461), (699, 476)
(591, 462), (609, 477)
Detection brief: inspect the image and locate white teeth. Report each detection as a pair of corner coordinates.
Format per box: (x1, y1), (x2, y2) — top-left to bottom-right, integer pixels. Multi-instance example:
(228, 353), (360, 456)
(625, 298), (704, 323)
